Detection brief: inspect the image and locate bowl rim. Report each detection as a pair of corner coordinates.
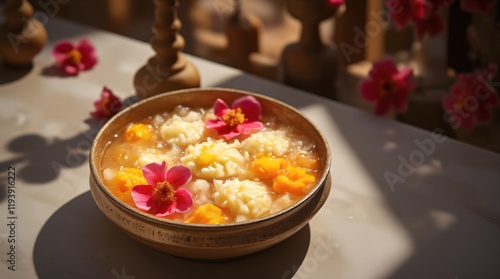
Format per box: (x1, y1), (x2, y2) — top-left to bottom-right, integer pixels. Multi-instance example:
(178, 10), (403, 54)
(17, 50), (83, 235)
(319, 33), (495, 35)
(89, 87), (331, 229)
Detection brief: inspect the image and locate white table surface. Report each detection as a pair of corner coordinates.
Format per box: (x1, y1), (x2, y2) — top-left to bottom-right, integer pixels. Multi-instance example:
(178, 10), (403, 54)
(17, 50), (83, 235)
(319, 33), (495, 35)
(1, 17), (499, 279)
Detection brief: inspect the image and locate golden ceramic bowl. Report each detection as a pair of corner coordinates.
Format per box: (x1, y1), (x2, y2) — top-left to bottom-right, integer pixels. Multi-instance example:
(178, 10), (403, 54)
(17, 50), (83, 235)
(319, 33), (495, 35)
(89, 88), (331, 260)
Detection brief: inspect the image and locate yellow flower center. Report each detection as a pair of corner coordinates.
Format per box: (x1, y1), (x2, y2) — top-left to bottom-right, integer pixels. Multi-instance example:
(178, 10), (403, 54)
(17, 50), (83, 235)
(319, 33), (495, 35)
(152, 181), (175, 203)
(67, 49), (82, 64)
(222, 108), (245, 127)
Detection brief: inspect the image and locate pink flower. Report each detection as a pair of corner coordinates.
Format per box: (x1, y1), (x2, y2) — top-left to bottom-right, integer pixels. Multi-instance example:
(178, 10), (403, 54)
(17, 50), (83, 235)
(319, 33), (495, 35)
(91, 87), (123, 119)
(52, 39), (97, 76)
(386, 0), (452, 38)
(460, 0), (496, 13)
(206, 96), (263, 139)
(443, 65), (500, 131)
(359, 59), (416, 116)
(131, 161), (193, 217)
(328, 0), (344, 7)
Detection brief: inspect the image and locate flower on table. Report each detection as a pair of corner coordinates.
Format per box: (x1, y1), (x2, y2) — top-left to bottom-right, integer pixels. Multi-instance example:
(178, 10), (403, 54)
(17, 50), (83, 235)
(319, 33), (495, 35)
(359, 59), (416, 116)
(52, 39), (97, 76)
(386, 0), (452, 38)
(460, 0), (497, 13)
(131, 161), (193, 217)
(443, 65), (500, 131)
(91, 86), (123, 119)
(205, 96), (263, 139)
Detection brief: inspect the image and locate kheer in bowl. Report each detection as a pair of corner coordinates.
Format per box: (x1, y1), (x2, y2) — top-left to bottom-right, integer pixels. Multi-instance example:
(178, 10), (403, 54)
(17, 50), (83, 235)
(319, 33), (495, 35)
(89, 88), (331, 260)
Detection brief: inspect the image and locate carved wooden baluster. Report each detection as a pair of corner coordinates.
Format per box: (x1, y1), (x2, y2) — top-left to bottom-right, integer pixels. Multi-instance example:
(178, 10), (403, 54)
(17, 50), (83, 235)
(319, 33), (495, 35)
(0, 0), (47, 68)
(280, 0), (341, 99)
(134, 0), (200, 99)
(225, 0), (261, 71)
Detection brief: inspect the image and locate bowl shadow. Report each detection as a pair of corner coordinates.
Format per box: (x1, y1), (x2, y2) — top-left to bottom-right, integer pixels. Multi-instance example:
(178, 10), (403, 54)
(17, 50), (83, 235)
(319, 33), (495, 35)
(34, 191), (311, 279)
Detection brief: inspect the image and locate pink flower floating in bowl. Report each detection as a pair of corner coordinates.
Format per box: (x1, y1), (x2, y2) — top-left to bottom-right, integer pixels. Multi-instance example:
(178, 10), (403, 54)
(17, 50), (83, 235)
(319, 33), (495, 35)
(132, 161), (193, 217)
(205, 95), (264, 139)
(52, 39), (97, 76)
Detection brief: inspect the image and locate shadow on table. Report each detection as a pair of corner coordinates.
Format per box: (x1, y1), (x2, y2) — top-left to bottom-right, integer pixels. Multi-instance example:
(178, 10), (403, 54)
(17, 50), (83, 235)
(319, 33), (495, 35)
(0, 61), (32, 85)
(33, 191), (311, 279)
(210, 74), (500, 278)
(0, 96), (140, 190)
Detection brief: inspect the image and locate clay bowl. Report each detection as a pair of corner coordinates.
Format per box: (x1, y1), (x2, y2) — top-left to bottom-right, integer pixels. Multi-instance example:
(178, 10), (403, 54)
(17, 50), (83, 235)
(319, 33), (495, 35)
(89, 87), (331, 261)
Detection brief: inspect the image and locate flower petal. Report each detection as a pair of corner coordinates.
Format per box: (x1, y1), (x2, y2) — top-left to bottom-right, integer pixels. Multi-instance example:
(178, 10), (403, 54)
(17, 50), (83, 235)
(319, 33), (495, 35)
(166, 165), (192, 188)
(205, 119), (226, 129)
(52, 41), (74, 65)
(369, 59), (398, 80)
(374, 99), (391, 116)
(214, 99), (229, 117)
(232, 96), (262, 121)
(172, 188), (193, 213)
(359, 79), (382, 101)
(77, 39), (98, 70)
(237, 121), (263, 134)
(131, 185), (154, 211)
(142, 161), (167, 187)
(63, 62), (80, 76)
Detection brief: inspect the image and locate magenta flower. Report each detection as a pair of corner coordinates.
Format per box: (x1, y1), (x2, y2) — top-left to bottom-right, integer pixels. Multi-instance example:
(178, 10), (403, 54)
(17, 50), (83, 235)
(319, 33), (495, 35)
(206, 96), (263, 139)
(52, 39), (97, 76)
(386, 0), (452, 38)
(91, 87), (123, 119)
(328, 0), (344, 7)
(359, 59), (416, 116)
(461, 0), (496, 13)
(131, 161), (193, 217)
(443, 65), (500, 131)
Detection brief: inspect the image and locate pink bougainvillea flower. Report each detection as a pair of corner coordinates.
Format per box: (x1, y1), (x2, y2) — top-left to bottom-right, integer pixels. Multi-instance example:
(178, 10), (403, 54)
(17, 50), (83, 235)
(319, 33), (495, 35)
(359, 59), (416, 116)
(131, 161), (193, 217)
(460, 0), (496, 13)
(386, 0), (452, 38)
(91, 86), (122, 119)
(443, 65), (500, 131)
(52, 39), (97, 76)
(206, 96), (263, 139)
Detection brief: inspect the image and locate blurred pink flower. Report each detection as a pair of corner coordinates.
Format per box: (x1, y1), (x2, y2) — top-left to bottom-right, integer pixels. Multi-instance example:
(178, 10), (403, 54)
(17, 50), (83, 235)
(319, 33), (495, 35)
(359, 59), (416, 116)
(386, 0), (452, 38)
(443, 65), (500, 131)
(52, 39), (97, 76)
(206, 96), (263, 139)
(131, 161), (193, 217)
(328, 0), (344, 7)
(91, 87), (122, 119)
(460, 0), (496, 13)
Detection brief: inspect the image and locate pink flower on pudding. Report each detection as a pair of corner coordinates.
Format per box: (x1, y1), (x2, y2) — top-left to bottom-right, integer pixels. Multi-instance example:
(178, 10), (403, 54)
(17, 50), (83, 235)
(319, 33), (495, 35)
(206, 96), (264, 139)
(52, 39), (97, 76)
(443, 65), (500, 131)
(91, 87), (122, 119)
(359, 59), (416, 116)
(131, 161), (193, 217)
(460, 0), (496, 13)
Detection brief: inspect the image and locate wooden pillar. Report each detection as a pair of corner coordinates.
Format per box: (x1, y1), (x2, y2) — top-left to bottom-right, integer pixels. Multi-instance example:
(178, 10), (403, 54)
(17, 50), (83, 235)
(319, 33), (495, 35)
(133, 0), (200, 99)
